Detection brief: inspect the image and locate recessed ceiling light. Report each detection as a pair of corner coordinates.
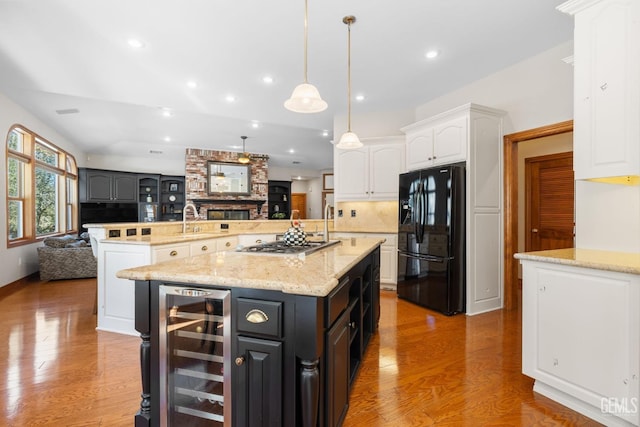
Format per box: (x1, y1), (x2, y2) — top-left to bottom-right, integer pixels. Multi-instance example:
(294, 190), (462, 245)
(251, 121), (260, 129)
(262, 76), (274, 84)
(322, 130), (329, 137)
(56, 108), (79, 115)
(160, 108), (173, 118)
(187, 80), (198, 89)
(225, 95), (236, 103)
(164, 136), (171, 142)
(355, 94), (365, 102)
(128, 38), (146, 49)
(425, 49), (439, 59)
(288, 149), (295, 154)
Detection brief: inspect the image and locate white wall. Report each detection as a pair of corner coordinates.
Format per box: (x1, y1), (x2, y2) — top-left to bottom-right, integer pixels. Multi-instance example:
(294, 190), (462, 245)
(575, 182), (640, 252)
(414, 41), (574, 135)
(0, 92), (88, 287)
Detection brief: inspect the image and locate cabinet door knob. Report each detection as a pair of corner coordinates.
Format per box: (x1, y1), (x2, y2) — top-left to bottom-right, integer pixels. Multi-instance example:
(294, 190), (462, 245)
(531, 228), (538, 233)
(349, 321), (357, 329)
(235, 356), (245, 366)
(170, 250), (178, 257)
(201, 245), (208, 251)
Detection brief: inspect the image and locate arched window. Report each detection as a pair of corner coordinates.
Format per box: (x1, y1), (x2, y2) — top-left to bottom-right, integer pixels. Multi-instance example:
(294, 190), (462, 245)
(6, 125), (78, 246)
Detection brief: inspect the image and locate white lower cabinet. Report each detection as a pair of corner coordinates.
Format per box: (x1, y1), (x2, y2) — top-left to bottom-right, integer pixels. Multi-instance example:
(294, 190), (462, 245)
(334, 233), (397, 285)
(521, 260), (640, 426)
(237, 234), (276, 247)
(98, 235), (239, 336)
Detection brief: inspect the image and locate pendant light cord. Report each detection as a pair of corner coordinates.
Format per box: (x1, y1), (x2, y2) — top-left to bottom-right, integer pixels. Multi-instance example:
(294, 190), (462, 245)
(303, 0), (309, 84)
(347, 19), (352, 132)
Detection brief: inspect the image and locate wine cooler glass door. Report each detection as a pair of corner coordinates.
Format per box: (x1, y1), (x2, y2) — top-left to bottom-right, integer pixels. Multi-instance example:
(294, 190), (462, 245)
(159, 286), (231, 426)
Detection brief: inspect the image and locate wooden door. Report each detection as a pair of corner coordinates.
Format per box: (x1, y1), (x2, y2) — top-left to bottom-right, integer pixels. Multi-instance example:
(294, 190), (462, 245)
(525, 152), (574, 252)
(291, 193), (307, 219)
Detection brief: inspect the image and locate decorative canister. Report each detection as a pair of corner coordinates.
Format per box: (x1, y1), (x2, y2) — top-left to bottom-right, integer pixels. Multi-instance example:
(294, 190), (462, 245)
(282, 210), (307, 246)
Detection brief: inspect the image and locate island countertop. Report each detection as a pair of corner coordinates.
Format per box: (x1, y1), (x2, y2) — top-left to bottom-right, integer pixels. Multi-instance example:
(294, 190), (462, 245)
(514, 248), (640, 275)
(116, 237), (383, 297)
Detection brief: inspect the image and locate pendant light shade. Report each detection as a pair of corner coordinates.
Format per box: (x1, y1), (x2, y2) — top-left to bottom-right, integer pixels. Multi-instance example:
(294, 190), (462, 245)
(238, 136), (251, 164)
(336, 16), (362, 149)
(284, 0), (327, 113)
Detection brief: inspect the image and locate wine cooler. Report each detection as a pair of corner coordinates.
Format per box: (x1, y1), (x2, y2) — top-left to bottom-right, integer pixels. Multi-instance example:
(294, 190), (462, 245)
(159, 285), (231, 426)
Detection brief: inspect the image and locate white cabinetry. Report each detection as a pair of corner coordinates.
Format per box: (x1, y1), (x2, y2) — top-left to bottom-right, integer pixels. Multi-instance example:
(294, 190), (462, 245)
(334, 233), (397, 285)
(96, 234), (239, 335)
(521, 259), (640, 426)
(334, 136), (405, 201)
(237, 234), (276, 246)
(403, 115), (467, 171)
(402, 103), (506, 314)
(559, 0), (640, 180)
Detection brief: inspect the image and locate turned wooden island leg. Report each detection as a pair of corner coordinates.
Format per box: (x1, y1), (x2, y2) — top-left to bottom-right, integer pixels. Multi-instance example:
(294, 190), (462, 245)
(135, 281), (151, 427)
(300, 359), (320, 427)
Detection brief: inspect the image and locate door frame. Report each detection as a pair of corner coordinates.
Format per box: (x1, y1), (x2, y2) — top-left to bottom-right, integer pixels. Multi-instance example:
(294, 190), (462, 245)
(503, 120), (573, 310)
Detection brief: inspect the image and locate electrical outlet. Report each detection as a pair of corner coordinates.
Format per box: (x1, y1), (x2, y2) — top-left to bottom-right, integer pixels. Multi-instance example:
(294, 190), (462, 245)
(221, 223), (229, 230)
(351, 209), (356, 217)
(338, 209), (343, 217)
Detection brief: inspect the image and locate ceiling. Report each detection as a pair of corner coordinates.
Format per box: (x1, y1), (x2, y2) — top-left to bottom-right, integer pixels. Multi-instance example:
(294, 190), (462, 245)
(0, 0), (573, 172)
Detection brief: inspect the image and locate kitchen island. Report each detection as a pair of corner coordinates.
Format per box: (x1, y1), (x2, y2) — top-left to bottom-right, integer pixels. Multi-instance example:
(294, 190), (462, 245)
(515, 248), (640, 427)
(117, 237), (382, 427)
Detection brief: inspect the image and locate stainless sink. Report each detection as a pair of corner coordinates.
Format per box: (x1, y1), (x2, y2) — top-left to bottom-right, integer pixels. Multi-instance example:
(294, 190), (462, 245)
(239, 239), (341, 255)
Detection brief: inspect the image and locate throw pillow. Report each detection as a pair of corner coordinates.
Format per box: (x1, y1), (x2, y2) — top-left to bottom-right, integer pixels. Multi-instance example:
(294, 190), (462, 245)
(43, 235), (76, 248)
(65, 240), (88, 248)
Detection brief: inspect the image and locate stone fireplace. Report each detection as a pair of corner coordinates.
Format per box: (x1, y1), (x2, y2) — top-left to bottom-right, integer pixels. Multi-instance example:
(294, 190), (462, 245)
(185, 148), (268, 220)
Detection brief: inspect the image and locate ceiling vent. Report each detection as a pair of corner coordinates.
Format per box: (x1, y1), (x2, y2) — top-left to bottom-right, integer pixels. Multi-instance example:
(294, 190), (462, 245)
(55, 108), (79, 115)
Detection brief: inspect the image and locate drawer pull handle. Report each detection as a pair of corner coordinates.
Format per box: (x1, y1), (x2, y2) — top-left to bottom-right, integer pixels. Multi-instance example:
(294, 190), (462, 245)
(235, 356), (245, 366)
(201, 245), (208, 251)
(170, 250), (178, 257)
(225, 242), (231, 247)
(256, 239), (262, 244)
(246, 309), (269, 324)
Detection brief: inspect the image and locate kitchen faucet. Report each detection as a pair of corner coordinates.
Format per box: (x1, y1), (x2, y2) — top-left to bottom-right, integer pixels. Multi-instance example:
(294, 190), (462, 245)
(323, 202), (332, 242)
(183, 202), (199, 233)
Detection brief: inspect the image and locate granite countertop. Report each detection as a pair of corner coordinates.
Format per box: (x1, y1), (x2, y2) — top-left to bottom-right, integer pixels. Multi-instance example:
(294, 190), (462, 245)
(102, 232), (241, 246)
(514, 248), (640, 275)
(116, 237), (384, 297)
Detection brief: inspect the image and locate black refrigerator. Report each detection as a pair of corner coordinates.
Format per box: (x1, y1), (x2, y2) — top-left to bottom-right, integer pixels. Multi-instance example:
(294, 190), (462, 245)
(397, 164), (466, 315)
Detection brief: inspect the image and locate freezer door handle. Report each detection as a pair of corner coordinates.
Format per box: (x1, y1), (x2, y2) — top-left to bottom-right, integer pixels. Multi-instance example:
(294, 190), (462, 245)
(398, 251), (452, 263)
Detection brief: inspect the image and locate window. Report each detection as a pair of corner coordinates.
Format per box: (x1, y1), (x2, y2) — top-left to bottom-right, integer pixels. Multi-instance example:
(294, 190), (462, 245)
(6, 126), (78, 246)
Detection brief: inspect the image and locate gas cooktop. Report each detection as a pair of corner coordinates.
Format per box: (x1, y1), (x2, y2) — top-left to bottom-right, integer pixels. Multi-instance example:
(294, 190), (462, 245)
(238, 240), (340, 255)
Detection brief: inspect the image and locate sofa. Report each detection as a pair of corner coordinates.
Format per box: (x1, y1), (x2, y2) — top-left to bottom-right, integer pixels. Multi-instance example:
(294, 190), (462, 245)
(37, 234), (97, 281)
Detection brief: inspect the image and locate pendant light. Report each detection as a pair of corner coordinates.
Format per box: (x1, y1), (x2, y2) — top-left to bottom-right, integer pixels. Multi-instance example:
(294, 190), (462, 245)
(284, 0), (327, 113)
(238, 135), (251, 164)
(336, 16), (362, 149)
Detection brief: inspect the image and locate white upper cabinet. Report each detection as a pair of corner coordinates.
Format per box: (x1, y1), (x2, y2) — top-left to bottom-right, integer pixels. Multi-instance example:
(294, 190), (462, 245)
(559, 0), (640, 180)
(403, 114), (467, 171)
(335, 136), (405, 201)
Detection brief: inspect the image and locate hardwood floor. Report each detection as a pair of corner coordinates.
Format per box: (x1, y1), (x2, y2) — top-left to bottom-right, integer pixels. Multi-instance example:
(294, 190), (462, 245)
(0, 277), (601, 426)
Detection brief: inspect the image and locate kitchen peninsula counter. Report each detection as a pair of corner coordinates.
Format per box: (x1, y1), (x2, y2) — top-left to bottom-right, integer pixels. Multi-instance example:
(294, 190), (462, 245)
(117, 237), (384, 297)
(516, 248), (640, 426)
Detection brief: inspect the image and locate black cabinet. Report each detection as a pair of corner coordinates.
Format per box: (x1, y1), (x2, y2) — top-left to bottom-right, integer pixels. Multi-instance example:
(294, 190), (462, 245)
(159, 176), (185, 222)
(268, 181), (291, 219)
(79, 168), (137, 202)
(138, 174), (160, 222)
(235, 336), (283, 427)
(325, 307), (350, 427)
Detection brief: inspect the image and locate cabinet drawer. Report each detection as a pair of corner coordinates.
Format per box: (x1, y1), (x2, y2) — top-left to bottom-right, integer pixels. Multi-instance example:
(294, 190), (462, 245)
(152, 244), (190, 263)
(236, 298), (283, 338)
(326, 276), (350, 328)
(189, 239), (216, 255)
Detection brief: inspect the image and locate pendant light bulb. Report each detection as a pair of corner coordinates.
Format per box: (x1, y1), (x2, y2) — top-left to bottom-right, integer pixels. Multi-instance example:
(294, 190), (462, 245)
(284, 0), (327, 113)
(238, 135), (251, 164)
(336, 15), (362, 149)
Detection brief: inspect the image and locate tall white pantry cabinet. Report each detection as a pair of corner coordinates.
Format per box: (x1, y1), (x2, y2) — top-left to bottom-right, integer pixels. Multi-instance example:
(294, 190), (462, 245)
(401, 103), (507, 315)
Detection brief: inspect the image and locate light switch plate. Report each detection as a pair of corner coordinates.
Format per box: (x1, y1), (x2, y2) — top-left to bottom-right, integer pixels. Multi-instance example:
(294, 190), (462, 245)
(351, 210), (356, 217)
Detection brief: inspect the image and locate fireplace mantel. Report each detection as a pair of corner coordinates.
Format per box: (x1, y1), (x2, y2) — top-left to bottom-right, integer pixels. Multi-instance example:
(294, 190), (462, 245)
(191, 199), (267, 215)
